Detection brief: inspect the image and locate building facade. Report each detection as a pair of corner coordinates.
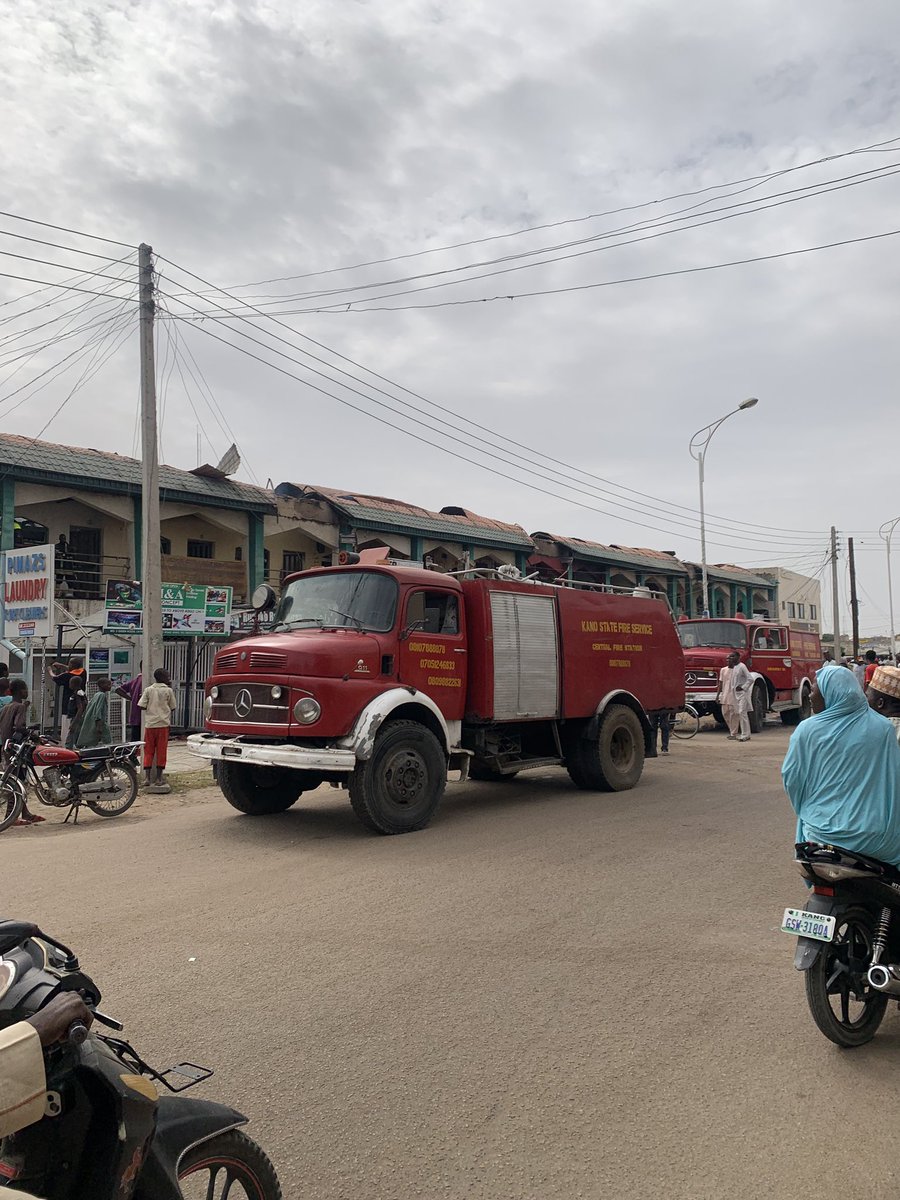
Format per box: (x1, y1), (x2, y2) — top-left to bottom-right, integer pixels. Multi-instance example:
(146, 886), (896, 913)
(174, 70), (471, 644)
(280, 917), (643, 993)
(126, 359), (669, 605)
(755, 567), (821, 632)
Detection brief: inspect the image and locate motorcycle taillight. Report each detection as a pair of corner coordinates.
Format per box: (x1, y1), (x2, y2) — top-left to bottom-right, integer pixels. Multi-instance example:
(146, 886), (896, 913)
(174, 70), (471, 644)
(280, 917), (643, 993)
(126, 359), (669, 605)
(811, 885), (835, 896)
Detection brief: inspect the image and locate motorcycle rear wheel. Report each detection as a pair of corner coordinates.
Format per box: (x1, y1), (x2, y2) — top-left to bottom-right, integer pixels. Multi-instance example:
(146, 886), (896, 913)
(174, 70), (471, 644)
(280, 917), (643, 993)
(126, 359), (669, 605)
(0, 780), (23, 833)
(805, 905), (888, 1047)
(85, 762), (139, 817)
(177, 1129), (282, 1199)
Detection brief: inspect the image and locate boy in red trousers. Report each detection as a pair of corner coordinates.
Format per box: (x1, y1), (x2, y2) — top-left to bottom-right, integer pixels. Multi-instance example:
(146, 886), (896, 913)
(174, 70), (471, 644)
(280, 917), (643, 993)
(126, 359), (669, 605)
(138, 667), (177, 789)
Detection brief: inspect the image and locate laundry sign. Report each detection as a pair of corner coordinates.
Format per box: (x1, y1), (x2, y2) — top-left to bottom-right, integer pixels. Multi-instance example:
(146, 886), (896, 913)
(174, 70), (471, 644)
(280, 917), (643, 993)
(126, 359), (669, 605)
(2, 543), (55, 639)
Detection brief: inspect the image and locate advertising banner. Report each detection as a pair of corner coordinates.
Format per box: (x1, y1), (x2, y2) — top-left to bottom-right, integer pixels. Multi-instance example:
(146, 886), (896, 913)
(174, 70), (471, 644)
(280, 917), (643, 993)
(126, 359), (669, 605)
(2, 543), (55, 639)
(104, 580), (233, 637)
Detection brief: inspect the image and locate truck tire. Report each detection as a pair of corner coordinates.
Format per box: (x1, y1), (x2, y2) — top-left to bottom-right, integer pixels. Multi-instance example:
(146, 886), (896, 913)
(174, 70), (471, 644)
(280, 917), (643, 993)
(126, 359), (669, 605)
(566, 705), (644, 793)
(712, 703), (727, 729)
(218, 761), (307, 815)
(749, 682), (768, 734)
(348, 720), (446, 835)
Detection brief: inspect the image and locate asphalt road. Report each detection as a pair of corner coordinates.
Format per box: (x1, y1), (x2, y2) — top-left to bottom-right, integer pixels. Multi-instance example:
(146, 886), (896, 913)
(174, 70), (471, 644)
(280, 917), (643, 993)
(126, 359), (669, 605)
(8, 723), (900, 1199)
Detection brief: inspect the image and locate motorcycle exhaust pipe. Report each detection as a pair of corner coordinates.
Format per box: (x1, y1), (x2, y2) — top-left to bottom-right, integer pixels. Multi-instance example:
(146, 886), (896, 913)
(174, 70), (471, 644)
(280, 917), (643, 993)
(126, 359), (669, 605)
(867, 964), (900, 995)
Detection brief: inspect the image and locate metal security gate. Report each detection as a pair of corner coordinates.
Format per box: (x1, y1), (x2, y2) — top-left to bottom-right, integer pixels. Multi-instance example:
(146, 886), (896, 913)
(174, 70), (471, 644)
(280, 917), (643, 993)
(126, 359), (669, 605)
(163, 639), (219, 731)
(489, 591), (559, 720)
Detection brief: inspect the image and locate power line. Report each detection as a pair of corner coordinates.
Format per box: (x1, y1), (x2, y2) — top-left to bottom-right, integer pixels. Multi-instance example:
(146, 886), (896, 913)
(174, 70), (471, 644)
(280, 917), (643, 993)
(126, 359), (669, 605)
(165, 303), (827, 556)
(0, 269), (139, 304)
(162, 282), (828, 550)
(158, 256), (830, 541)
(217, 132), (900, 291)
(0, 227), (128, 264)
(210, 160), (900, 310)
(291, 225), (900, 313)
(0, 209), (134, 250)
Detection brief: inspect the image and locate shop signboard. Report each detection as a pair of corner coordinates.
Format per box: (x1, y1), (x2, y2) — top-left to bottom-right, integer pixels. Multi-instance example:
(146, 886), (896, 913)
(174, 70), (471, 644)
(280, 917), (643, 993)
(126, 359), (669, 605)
(104, 580), (232, 637)
(1, 543), (55, 639)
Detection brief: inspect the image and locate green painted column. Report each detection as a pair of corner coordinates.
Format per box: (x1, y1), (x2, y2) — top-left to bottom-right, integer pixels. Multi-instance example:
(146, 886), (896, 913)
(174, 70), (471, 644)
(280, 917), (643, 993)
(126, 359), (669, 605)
(409, 535), (423, 564)
(132, 494), (142, 579)
(730, 584), (738, 617)
(746, 587), (754, 618)
(248, 512), (265, 593)
(516, 550), (528, 574)
(0, 477), (14, 552)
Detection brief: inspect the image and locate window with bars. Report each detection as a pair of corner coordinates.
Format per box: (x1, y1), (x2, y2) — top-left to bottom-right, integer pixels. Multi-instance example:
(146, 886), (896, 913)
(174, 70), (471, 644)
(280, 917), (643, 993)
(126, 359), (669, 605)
(187, 540), (215, 559)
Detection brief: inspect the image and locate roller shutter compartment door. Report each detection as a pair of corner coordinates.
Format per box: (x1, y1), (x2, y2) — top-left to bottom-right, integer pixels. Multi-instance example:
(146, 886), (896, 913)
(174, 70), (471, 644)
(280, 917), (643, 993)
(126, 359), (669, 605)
(489, 591), (559, 720)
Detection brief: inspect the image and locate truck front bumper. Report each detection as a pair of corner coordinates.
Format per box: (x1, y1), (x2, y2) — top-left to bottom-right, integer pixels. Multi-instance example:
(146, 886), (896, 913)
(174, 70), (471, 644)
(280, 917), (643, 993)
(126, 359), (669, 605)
(187, 733), (357, 773)
(685, 691), (719, 708)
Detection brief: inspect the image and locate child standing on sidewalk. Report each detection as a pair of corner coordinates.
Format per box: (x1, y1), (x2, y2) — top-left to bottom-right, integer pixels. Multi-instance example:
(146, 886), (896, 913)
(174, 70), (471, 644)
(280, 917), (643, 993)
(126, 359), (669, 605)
(138, 668), (177, 789)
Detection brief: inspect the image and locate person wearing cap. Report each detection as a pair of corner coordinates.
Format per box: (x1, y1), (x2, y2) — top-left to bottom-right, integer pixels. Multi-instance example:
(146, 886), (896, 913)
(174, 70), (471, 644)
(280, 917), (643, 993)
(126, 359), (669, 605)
(867, 664), (900, 745)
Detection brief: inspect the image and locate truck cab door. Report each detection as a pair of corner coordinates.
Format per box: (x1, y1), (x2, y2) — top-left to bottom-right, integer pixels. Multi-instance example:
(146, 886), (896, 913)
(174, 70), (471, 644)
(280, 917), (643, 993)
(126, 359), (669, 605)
(397, 588), (467, 720)
(750, 625), (793, 697)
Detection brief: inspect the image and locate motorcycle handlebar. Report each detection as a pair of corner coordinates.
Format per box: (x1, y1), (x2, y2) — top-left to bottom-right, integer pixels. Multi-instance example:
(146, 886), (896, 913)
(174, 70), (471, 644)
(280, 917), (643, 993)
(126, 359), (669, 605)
(67, 1020), (89, 1047)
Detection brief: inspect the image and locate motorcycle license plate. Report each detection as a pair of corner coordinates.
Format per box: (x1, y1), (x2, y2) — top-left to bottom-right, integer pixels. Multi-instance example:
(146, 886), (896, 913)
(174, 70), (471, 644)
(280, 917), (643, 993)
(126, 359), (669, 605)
(781, 908), (836, 942)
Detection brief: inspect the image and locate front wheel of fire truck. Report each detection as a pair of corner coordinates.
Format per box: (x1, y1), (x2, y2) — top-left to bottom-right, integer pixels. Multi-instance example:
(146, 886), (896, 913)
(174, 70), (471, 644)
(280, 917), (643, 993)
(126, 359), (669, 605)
(348, 719), (447, 835)
(219, 761), (313, 815)
(748, 681), (768, 734)
(566, 705), (645, 793)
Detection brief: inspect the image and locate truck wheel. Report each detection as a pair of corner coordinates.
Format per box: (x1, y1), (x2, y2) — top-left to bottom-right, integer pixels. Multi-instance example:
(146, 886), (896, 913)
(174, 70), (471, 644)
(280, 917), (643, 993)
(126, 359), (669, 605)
(749, 682), (768, 734)
(219, 761), (305, 815)
(566, 705), (644, 793)
(712, 704), (727, 729)
(348, 720), (446, 835)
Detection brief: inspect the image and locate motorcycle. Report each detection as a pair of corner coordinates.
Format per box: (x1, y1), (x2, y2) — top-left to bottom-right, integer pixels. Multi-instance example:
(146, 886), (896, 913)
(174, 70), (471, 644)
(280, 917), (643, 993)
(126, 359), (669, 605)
(783, 841), (900, 1046)
(0, 729), (140, 831)
(0, 919), (282, 1198)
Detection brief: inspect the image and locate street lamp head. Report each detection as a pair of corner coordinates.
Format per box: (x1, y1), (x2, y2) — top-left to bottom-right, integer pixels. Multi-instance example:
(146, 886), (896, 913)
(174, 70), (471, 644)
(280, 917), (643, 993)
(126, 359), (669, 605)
(739, 397), (759, 411)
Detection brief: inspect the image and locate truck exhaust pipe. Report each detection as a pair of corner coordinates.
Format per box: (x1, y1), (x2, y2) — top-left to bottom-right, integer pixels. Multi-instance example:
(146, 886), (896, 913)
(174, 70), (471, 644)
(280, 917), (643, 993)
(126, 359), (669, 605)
(867, 964), (900, 995)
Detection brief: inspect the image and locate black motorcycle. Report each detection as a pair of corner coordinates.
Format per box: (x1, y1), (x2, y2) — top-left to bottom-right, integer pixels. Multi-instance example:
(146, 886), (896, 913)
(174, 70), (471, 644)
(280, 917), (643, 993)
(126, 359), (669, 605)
(0, 920), (282, 1198)
(783, 841), (900, 1047)
(0, 730), (140, 832)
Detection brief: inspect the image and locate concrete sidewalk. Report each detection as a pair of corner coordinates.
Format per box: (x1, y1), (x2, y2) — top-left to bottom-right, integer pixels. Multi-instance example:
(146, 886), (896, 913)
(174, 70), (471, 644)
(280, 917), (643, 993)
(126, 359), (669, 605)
(162, 738), (212, 776)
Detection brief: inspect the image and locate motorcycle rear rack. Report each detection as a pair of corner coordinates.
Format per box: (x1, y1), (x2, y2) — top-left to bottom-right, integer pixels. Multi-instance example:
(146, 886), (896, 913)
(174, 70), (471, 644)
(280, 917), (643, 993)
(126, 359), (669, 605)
(100, 1035), (214, 1093)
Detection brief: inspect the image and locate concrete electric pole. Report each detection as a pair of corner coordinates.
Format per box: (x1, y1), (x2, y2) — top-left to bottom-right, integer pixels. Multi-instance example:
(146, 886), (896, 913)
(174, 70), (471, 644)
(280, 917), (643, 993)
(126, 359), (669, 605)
(848, 537), (860, 659)
(830, 526), (842, 661)
(139, 243), (163, 686)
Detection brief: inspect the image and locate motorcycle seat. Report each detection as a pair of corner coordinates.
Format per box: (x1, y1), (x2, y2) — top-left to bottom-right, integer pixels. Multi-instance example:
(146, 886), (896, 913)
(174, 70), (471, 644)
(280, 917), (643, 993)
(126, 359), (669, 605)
(797, 841), (900, 881)
(76, 744), (130, 762)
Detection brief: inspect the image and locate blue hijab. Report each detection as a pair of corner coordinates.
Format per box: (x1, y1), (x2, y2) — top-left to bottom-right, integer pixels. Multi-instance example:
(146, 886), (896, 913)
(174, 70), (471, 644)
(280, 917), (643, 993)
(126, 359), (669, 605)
(782, 664), (900, 865)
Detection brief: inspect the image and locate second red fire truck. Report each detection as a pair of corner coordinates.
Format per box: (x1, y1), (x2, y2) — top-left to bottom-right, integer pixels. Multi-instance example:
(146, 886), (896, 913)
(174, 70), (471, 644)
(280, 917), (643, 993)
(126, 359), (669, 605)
(189, 552), (685, 835)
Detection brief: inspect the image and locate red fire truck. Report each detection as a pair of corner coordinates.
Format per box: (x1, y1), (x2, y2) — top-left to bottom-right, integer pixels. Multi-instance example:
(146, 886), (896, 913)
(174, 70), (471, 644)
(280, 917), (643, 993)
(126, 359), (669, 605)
(188, 554), (685, 835)
(678, 617), (821, 732)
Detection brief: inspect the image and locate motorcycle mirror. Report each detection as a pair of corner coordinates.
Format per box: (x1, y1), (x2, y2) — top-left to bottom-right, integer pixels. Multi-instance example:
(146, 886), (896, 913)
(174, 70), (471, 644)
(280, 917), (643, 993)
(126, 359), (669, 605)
(0, 920), (42, 955)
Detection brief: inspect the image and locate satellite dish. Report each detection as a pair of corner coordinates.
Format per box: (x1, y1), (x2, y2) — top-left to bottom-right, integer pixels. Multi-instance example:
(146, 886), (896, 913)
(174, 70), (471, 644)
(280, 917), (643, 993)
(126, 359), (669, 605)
(216, 444), (241, 476)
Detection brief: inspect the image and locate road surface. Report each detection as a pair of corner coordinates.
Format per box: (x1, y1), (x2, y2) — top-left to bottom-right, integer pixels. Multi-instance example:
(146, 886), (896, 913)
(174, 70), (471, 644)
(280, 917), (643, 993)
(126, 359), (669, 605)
(8, 724), (900, 1198)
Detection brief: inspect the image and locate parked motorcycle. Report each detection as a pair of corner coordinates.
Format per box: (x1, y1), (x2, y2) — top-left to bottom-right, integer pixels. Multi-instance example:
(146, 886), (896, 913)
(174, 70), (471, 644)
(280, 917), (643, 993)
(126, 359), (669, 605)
(0, 729), (140, 831)
(0, 919), (282, 1198)
(783, 841), (900, 1046)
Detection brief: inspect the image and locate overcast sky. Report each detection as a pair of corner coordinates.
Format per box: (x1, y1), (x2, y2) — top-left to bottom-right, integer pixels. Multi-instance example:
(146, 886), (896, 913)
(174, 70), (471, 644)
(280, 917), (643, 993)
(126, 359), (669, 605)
(3, 0), (899, 634)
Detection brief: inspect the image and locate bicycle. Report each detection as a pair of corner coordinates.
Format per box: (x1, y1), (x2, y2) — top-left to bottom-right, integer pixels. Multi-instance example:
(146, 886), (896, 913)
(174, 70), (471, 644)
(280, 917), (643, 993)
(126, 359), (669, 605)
(672, 704), (701, 740)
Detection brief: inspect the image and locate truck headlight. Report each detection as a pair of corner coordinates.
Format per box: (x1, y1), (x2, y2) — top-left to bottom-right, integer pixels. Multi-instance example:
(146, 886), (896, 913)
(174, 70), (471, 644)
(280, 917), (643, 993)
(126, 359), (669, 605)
(271, 685), (283, 700)
(210, 686), (219, 700)
(293, 696), (321, 724)
(205, 695), (214, 717)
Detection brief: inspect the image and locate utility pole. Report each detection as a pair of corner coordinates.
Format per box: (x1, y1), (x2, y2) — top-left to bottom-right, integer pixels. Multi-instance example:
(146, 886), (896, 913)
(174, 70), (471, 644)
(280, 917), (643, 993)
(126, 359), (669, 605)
(830, 526), (842, 661)
(139, 244), (163, 686)
(848, 537), (860, 659)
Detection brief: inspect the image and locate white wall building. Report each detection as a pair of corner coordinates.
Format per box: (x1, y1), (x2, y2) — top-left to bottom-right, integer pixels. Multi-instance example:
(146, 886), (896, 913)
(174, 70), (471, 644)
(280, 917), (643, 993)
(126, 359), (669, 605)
(756, 568), (821, 633)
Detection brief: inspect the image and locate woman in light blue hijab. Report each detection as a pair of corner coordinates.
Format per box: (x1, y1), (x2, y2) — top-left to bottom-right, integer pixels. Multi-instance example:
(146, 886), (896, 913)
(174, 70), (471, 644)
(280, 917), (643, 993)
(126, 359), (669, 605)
(783, 664), (900, 866)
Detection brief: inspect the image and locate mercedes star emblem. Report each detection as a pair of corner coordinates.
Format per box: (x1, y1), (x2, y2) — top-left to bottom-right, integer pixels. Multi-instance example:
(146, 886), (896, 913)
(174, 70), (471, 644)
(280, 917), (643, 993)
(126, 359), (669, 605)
(684, 672), (696, 686)
(234, 688), (253, 718)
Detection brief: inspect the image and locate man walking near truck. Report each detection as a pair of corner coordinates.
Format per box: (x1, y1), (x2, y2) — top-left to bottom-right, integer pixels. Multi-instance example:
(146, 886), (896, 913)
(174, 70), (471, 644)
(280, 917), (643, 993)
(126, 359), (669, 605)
(719, 651), (753, 742)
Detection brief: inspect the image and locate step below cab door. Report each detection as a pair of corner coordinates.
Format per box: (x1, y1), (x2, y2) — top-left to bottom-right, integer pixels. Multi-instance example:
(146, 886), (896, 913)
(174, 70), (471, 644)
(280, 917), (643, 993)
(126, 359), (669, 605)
(397, 587), (467, 720)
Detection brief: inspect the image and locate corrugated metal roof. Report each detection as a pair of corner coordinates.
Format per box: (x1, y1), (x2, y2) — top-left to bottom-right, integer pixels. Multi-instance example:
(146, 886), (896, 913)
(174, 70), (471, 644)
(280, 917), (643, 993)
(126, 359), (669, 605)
(288, 484), (534, 549)
(697, 562), (775, 587)
(0, 433), (274, 511)
(534, 533), (689, 574)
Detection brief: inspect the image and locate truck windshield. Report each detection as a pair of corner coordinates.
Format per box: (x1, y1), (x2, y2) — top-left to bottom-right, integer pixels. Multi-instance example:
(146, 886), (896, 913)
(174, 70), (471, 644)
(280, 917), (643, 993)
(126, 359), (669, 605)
(677, 621), (747, 650)
(273, 571), (398, 633)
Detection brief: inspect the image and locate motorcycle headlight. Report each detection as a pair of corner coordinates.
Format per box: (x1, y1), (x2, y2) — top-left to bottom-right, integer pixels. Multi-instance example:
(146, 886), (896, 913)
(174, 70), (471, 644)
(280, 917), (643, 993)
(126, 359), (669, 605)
(293, 696), (321, 724)
(271, 685), (283, 700)
(210, 686), (219, 700)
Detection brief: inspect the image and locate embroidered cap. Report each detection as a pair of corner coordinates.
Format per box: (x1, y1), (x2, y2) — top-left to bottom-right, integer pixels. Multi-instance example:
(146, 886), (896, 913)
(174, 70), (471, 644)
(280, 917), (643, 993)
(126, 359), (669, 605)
(870, 665), (900, 699)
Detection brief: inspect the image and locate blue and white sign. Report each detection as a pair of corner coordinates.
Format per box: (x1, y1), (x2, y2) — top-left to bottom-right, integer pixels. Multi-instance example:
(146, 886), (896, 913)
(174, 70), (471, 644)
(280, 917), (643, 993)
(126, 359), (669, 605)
(2, 543), (55, 639)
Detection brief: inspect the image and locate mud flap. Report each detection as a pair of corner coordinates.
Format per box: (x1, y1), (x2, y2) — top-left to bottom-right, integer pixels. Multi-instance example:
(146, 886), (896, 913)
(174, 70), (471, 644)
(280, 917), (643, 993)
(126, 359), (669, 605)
(134, 1094), (247, 1200)
(792, 893), (838, 972)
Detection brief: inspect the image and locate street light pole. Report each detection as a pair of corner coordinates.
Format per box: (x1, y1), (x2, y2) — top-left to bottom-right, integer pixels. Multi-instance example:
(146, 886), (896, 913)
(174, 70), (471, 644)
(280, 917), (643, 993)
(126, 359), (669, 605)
(689, 398), (759, 618)
(880, 516), (900, 665)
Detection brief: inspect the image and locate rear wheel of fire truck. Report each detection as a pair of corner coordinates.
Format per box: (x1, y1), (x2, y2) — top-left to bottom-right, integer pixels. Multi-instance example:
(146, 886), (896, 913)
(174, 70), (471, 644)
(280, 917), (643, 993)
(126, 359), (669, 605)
(348, 719), (446, 834)
(748, 682), (768, 734)
(566, 705), (644, 792)
(219, 761), (305, 815)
